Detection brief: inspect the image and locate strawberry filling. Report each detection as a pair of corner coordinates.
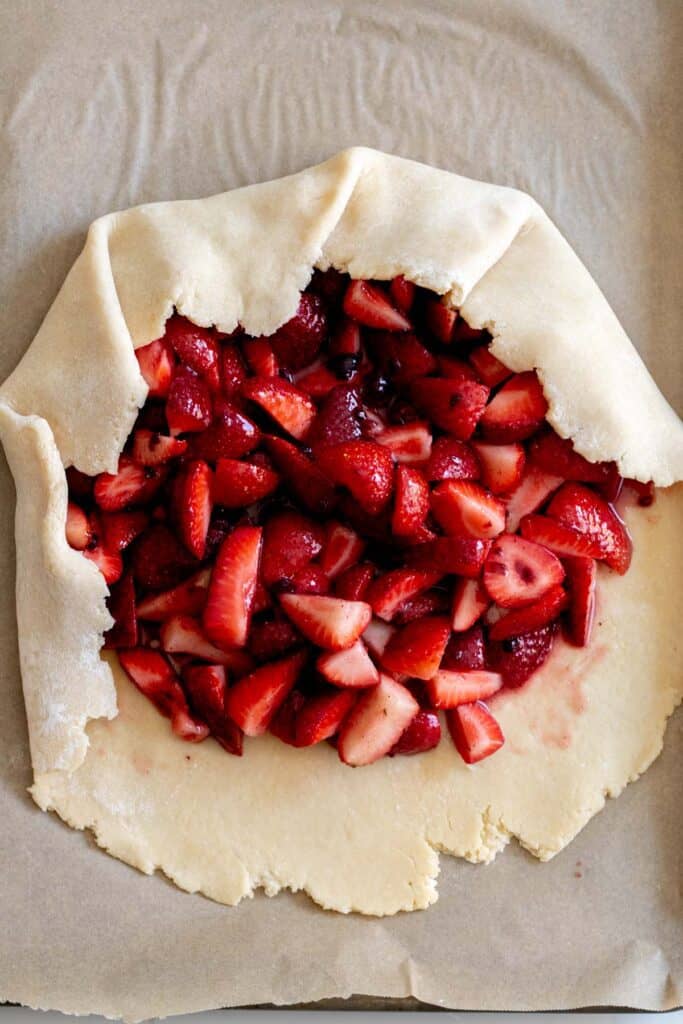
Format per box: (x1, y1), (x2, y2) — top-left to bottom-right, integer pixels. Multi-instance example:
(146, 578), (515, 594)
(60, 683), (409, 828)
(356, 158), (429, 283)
(65, 273), (652, 767)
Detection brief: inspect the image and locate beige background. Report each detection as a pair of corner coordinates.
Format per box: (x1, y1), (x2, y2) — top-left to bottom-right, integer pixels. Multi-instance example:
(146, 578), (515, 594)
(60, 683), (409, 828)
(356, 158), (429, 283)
(0, 0), (681, 1017)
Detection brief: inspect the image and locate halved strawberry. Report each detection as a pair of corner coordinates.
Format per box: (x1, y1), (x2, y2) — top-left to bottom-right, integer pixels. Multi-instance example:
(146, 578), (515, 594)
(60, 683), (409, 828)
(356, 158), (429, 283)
(373, 424), (430, 467)
(547, 482), (632, 574)
(393, 590), (449, 625)
(135, 338), (175, 398)
(242, 337), (279, 377)
(337, 674), (419, 766)
(489, 584), (568, 641)
(295, 688), (357, 747)
(164, 315), (221, 390)
(390, 709), (441, 756)
(315, 440), (394, 515)
(441, 624), (486, 670)
(101, 509), (150, 553)
(451, 577), (491, 631)
(480, 371), (547, 442)
(487, 623), (557, 688)
(410, 377), (490, 439)
(293, 359), (339, 399)
(343, 279), (411, 332)
(103, 573), (138, 648)
(260, 512), (324, 588)
(221, 344), (248, 401)
(94, 455), (165, 511)
(269, 291), (327, 370)
(317, 639), (379, 688)
(446, 702), (504, 764)
(118, 648), (209, 741)
(174, 460), (212, 559)
(132, 429), (188, 466)
(381, 616), (451, 679)
(279, 593), (372, 650)
(427, 669), (503, 708)
(82, 541), (123, 584)
(183, 664), (243, 755)
(362, 618), (395, 659)
(368, 332), (437, 383)
(392, 465), (430, 537)
(203, 525), (262, 649)
(528, 430), (611, 483)
(309, 384), (363, 446)
(472, 442), (525, 495)
(367, 568), (441, 622)
(431, 480), (506, 539)
(468, 346), (512, 387)
(563, 556), (597, 647)
(423, 437), (480, 482)
(269, 690), (306, 746)
(389, 275), (416, 313)
(66, 502), (92, 550)
(425, 298), (457, 342)
(190, 402), (260, 461)
(160, 614), (254, 672)
(319, 520), (365, 579)
(166, 366), (213, 433)
(334, 562), (375, 601)
(225, 650), (307, 736)
(264, 436), (337, 515)
(483, 533), (565, 608)
(519, 514), (604, 558)
(291, 565), (330, 594)
(212, 458), (280, 507)
(242, 377), (316, 440)
(405, 535), (491, 577)
(136, 568), (211, 620)
(248, 616), (302, 661)
(503, 465), (564, 532)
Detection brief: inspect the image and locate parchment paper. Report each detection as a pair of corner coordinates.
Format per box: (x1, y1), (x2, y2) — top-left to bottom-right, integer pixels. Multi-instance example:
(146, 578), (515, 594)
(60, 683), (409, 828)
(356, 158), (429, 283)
(1, 0), (681, 1017)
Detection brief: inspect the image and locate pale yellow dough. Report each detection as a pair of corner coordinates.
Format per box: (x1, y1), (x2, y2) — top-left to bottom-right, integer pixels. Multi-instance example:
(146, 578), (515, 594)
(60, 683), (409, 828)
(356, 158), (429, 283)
(1, 148), (682, 915)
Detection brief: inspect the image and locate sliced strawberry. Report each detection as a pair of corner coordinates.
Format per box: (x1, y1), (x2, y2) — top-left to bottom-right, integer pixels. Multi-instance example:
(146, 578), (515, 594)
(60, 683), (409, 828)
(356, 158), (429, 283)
(296, 688), (357, 747)
(376, 422), (432, 464)
(319, 520), (365, 578)
(118, 648), (209, 741)
(132, 429), (188, 466)
(368, 332), (437, 383)
(504, 465), (563, 532)
(264, 436), (337, 515)
(100, 510), (149, 554)
(391, 709), (441, 756)
(367, 568), (441, 622)
(203, 525), (262, 649)
(406, 535), (491, 577)
(410, 377), (490, 439)
(174, 460), (212, 559)
(423, 437), (480, 482)
(293, 359), (339, 399)
(343, 279), (411, 332)
(392, 465), (430, 537)
(329, 317), (361, 360)
(451, 577), (491, 631)
(66, 502), (92, 550)
(483, 533), (565, 608)
(269, 292), (327, 370)
(489, 584), (568, 641)
(317, 639), (379, 688)
(136, 568), (211, 620)
(487, 623), (557, 688)
(338, 674), (419, 766)
(381, 616), (451, 679)
(389, 275), (416, 313)
(446, 702), (504, 764)
(189, 402), (260, 461)
(242, 337), (279, 377)
(103, 573), (138, 648)
(547, 482), (632, 574)
(480, 371), (548, 442)
(425, 298), (457, 342)
(164, 315), (220, 390)
(528, 430), (612, 484)
(269, 690), (306, 746)
(135, 338), (175, 398)
(393, 590), (449, 625)
(438, 355), (481, 381)
(94, 455), (165, 511)
(221, 344), (248, 401)
(309, 384), (363, 446)
(519, 514), (604, 558)
(362, 618), (395, 659)
(183, 664), (243, 755)
(279, 594), (372, 650)
(212, 458), (280, 507)
(260, 512), (324, 588)
(166, 366), (213, 434)
(315, 440), (394, 515)
(431, 480), (506, 539)
(472, 442), (525, 495)
(441, 624), (486, 670)
(427, 669), (503, 708)
(468, 346), (512, 387)
(242, 377), (316, 440)
(291, 565), (330, 595)
(82, 541), (123, 584)
(563, 556), (597, 647)
(334, 562), (375, 601)
(225, 650), (307, 735)
(161, 614), (254, 672)
(248, 617), (302, 662)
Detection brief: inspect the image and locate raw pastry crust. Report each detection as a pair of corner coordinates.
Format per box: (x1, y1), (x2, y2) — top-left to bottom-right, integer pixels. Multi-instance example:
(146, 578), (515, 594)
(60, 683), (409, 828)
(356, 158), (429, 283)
(1, 148), (682, 915)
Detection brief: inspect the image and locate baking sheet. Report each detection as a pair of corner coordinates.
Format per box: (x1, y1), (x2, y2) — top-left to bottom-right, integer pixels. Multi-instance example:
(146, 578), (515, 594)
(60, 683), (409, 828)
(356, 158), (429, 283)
(1, 0), (681, 1017)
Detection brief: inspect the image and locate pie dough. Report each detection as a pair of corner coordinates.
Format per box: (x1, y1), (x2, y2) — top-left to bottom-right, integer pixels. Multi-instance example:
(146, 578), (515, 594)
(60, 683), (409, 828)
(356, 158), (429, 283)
(1, 147), (682, 915)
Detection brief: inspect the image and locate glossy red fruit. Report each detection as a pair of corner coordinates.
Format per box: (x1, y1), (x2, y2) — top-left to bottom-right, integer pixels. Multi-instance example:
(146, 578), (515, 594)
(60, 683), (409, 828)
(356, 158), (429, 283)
(381, 616), (451, 679)
(338, 674), (419, 766)
(375, 422), (432, 464)
(483, 533), (565, 608)
(66, 502), (92, 550)
(405, 535), (491, 577)
(451, 578), (491, 631)
(504, 465), (563, 532)
(423, 437), (480, 482)
(487, 622), (558, 688)
(370, 332), (437, 383)
(264, 435), (338, 515)
(221, 345), (248, 401)
(296, 688), (357, 747)
(242, 337), (279, 377)
(391, 709), (441, 756)
(547, 482), (632, 574)
(410, 377), (490, 439)
(166, 366), (213, 433)
(319, 520), (364, 579)
(310, 384), (363, 446)
(528, 431), (612, 484)
(94, 455), (165, 511)
(269, 690), (306, 747)
(212, 458), (280, 507)
(393, 590), (449, 625)
(175, 460), (212, 559)
(480, 371), (547, 442)
(317, 639), (379, 688)
(427, 669), (503, 708)
(472, 442), (525, 495)
(279, 593), (372, 651)
(248, 616), (302, 661)
(136, 568), (211, 620)
(183, 664), (243, 755)
(118, 648), (209, 741)
(431, 480), (506, 539)
(136, 338), (175, 398)
(343, 279), (411, 332)
(315, 440), (395, 515)
(101, 509), (149, 552)
(425, 298), (457, 342)
(260, 512), (324, 588)
(164, 315), (221, 390)
(519, 514), (604, 558)
(291, 564), (330, 595)
(242, 377), (316, 440)
(488, 584), (569, 641)
(334, 562), (375, 601)
(446, 702), (504, 764)
(83, 537), (122, 584)
(225, 651), (308, 736)
(441, 624), (486, 671)
(190, 402), (260, 461)
(392, 465), (430, 537)
(389, 275), (416, 313)
(438, 355), (481, 381)
(104, 573), (138, 648)
(293, 359), (339, 399)
(203, 526), (263, 649)
(161, 614), (253, 670)
(367, 568), (442, 622)
(563, 556), (597, 647)
(329, 316), (361, 360)
(132, 430), (188, 466)
(468, 346), (512, 387)
(269, 292), (328, 370)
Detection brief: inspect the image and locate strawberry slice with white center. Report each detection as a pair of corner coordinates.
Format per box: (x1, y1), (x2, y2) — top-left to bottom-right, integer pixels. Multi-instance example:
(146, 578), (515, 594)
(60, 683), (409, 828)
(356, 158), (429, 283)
(431, 480), (506, 539)
(483, 533), (565, 608)
(94, 455), (166, 511)
(264, 435), (337, 515)
(362, 618), (395, 659)
(261, 512), (324, 588)
(425, 298), (457, 342)
(164, 315), (221, 391)
(160, 614), (254, 672)
(132, 430), (188, 466)
(488, 584), (569, 641)
(446, 702), (504, 764)
(242, 376), (317, 440)
(135, 338), (175, 398)
(315, 440), (395, 515)
(366, 568), (442, 622)
(183, 664), (243, 755)
(203, 525), (262, 649)
(389, 274), (416, 313)
(423, 437), (480, 482)
(242, 337), (279, 377)
(405, 535), (491, 577)
(212, 458), (280, 507)
(317, 639), (380, 688)
(381, 616), (451, 679)
(225, 650), (307, 736)
(391, 709), (441, 756)
(472, 442), (525, 495)
(82, 541), (123, 584)
(375, 422), (432, 463)
(279, 593), (372, 650)
(519, 513), (604, 558)
(487, 623), (558, 688)
(166, 366), (213, 434)
(118, 647), (209, 741)
(319, 521), (365, 579)
(451, 577), (491, 631)
(503, 465), (564, 532)
(103, 573), (138, 648)
(547, 482), (632, 574)
(334, 562), (375, 601)
(392, 465), (430, 537)
(410, 377), (490, 439)
(480, 371), (548, 442)
(338, 674), (419, 766)
(563, 556), (597, 647)
(528, 430), (613, 483)
(343, 279), (411, 332)
(427, 669), (503, 708)
(136, 568), (211, 620)
(468, 346), (512, 387)
(66, 502), (92, 550)
(295, 688), (357, 747)
(174, 460), (212, 559)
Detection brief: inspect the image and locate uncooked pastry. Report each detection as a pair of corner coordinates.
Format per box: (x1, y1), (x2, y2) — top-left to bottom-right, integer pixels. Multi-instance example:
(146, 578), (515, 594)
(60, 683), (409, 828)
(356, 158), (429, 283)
(1, 148), (682, 915)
